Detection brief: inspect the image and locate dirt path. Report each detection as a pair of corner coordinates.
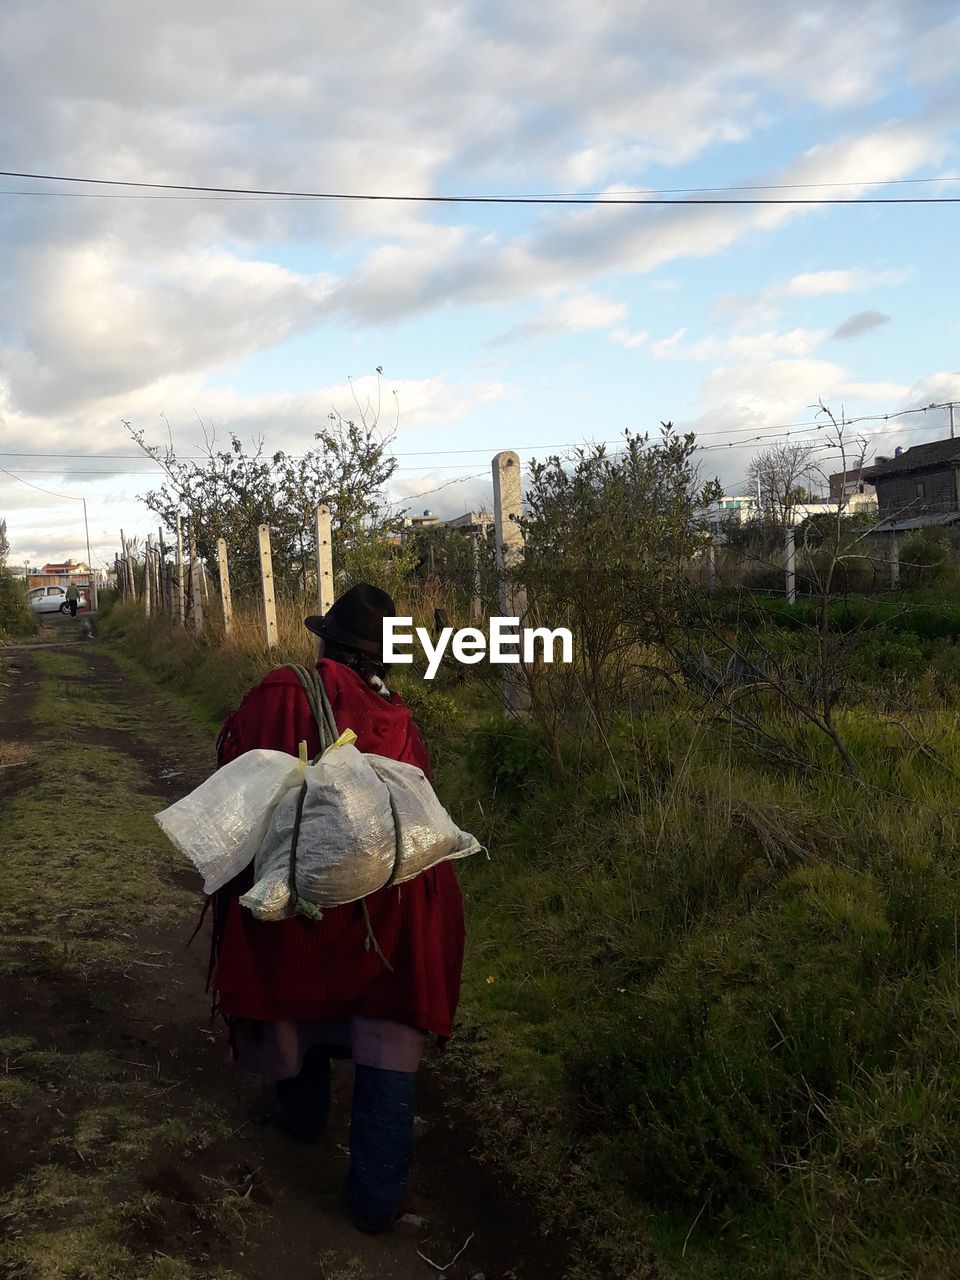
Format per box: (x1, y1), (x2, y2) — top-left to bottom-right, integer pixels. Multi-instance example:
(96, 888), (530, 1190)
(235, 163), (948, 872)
(0, 640), (559, 1280)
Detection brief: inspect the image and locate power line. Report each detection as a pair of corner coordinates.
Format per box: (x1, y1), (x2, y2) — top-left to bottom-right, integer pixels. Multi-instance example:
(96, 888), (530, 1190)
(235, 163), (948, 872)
(1, 168), (960, 205)
(0, 465), (83, 501)
(390, 471), (488, 506)
(3, 404), (954, 463)
(2, 404), (956, 497)
(0, 462), (487, 475)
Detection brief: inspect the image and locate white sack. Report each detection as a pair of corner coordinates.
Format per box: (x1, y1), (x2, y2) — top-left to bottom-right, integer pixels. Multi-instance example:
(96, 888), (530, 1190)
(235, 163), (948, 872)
(367, 754), (479, 884)
(155, 749), (301, 895)
(240, 742), (481, 921)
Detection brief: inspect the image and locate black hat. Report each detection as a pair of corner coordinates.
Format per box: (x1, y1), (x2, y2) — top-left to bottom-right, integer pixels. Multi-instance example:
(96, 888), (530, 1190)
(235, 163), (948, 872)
(305, 583), (396, 656)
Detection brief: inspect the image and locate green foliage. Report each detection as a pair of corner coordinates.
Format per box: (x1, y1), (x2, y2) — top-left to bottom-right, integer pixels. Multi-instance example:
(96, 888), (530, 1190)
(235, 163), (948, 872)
(339, 530), (420, 601)
(723, 591), (960, 644)
(83, 602), (960, 1278)
(406, 523), (500, 612)
(427, 686), (960, 1279)
(519, 426), (721, 733)
(391, 677), (463, 743)
(583, 864), (900, 1208)
(900, 528), (952, 588)
(465, 717), (553, 792)
(125, 374), (401, 595)
(0, 568), (34, 639)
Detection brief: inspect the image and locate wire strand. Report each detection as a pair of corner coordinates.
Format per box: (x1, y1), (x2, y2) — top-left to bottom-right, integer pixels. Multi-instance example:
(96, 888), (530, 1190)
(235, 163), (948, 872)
(1, 168), (959, 206)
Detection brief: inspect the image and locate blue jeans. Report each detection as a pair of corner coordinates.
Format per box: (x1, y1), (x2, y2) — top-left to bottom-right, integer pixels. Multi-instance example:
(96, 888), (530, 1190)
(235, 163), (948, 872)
(275, 1050), (415, 1227)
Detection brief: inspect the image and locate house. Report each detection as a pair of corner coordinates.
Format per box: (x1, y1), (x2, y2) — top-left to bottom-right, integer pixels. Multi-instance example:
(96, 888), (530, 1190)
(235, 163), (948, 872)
(829, 469), (877, 506)
(400, 509), (495, 542)
(704, 495), (759, 540)
(41, 559), (90, 576)
(402, 511), (443, 532)
(862, 437), (960, 533)
(443, 510), (495, 535)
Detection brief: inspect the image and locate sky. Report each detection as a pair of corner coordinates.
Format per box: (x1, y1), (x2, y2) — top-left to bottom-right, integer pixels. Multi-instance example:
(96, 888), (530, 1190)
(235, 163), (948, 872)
(1, 0), (959, 572)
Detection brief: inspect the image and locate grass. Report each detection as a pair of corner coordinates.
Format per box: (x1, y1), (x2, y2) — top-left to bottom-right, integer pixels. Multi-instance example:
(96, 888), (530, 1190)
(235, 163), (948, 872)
(100, 595), (960, 1278)
(434, 699), (960, 1279)
(0, 645), (245, 1280)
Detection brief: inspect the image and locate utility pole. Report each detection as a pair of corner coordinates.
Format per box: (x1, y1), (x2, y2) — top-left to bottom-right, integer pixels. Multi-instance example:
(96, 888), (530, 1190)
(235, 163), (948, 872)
(82, 499), (99, 612)
(950, 402), (956, 440)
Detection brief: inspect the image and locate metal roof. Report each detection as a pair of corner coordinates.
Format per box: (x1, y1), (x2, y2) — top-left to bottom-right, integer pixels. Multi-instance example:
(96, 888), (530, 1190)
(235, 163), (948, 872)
(872, 511), (960, 534)
(864, 437), (960, 480)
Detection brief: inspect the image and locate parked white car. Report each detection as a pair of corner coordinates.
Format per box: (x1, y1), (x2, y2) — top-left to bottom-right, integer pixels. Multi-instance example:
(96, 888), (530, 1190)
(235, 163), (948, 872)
(27, 586), (88, 614)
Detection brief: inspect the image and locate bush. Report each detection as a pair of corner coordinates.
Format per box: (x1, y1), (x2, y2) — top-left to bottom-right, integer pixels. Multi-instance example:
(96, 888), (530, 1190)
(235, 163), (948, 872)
(465, 717), (554, 793)
(900, 529), (951, 589)
(0, 571), (34, 640)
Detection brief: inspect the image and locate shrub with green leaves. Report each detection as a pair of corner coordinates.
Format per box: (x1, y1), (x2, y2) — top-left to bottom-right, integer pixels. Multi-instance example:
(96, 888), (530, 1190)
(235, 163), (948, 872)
(0, 569), (34, 640)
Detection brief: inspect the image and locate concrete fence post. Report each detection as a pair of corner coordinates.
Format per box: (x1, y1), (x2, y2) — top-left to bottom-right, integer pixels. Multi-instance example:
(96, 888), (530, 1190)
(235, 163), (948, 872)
(217, 538), (234, 639)
(492, 451), (530, 718)
(315, 504), (334, 617)
(471, 530), (483, 623)
(121, 529), (137, 604)
(145, 534), (154, 618)
(258, 524), (279, 649)
(706, 540), (717, 594)
(157, 528), (167, 614)
(187, 518), (203, 636)
(890, 531), (901, 588)
(175, 515), (186, 627)
(785, 524), (796, 606)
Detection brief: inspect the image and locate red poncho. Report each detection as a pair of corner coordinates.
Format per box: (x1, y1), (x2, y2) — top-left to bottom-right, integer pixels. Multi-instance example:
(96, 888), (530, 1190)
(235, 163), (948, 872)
(211, 659), (466, 1038)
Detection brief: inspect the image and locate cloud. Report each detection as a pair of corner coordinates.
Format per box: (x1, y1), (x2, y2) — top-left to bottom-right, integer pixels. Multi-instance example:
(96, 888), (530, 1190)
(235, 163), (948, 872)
(2, 246), (336, 415)
(713, 266), (913, 328)
(610, 328), (649, 349)
(387, 471), (494, 520)
(650, 329), (689, 359)
(652, 328), (828, 361)
(0, 374), (514, 500)
(699, 358), (909, 424)
(318, 119), (942, 329)
(0, 0), (954, 543)
(0, 373), (512, 563)
(489, 293), (628, 346)
(783, 270), (910, 298)
(832, 311), (891, 340)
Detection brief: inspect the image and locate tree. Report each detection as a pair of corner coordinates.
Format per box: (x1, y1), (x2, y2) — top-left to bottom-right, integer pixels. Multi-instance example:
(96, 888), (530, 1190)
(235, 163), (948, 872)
(517, 426), (721, 736)
(126, 374), (401, 596)
(0, 518), (8, 569)
(746, 443), (817, 525)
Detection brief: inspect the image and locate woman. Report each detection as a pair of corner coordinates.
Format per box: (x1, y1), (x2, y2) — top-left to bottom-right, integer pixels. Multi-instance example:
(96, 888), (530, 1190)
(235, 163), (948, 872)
(210, 583), (466, 1232)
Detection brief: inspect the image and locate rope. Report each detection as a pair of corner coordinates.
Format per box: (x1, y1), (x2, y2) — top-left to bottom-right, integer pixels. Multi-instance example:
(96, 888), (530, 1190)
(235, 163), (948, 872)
(284, 663), (339, 756)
